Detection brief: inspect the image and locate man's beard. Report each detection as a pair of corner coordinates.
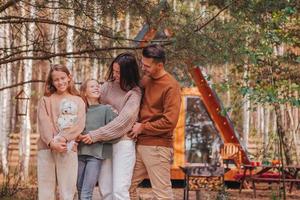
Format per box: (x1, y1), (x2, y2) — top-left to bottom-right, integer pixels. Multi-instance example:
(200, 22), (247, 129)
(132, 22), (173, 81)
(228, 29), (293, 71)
(142, 71), (151, 77)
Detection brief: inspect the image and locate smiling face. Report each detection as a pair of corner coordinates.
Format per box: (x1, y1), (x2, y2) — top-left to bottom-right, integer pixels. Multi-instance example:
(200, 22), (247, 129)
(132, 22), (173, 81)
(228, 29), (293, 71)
(51, 70), (71, 94)
(113, 62), (120, 83)
(85, 80), (100, 101)
(141, 56), (161, 78)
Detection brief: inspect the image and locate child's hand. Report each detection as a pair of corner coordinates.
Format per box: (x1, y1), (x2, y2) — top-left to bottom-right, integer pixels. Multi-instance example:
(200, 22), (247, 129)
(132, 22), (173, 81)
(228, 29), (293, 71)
(49, 140), (67, 153)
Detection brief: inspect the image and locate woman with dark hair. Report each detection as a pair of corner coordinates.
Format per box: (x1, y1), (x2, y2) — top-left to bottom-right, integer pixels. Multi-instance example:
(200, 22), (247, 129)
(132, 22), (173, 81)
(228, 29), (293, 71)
(81, 53), (141, 200)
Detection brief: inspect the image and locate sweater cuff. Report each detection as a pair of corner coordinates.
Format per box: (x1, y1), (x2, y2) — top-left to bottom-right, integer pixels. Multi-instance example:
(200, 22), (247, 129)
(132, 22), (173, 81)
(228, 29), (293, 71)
(90, 131), (100, 143)
(141, 123), (146, 134)
(46, 137), (53, 147)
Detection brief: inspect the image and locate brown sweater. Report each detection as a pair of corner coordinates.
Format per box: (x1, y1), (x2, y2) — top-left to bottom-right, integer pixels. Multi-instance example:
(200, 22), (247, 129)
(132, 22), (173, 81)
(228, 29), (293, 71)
(37, 93), (86, 150)
(138, 73), (181, 147)
(89, 81), (142, 142)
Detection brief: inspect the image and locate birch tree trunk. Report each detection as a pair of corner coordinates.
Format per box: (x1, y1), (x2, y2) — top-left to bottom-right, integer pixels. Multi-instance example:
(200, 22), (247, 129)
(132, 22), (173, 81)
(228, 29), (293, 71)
(2, 23), (13, 176)
(125, 11), (131, 43)
(0, 76), (4, 174)
(189, 1), (195, 12)
(0, 61), (4, 174)
(199, 1), (206, 15)
(260, 106), (265, 137)
(0, 16), (11, 175)
(274, 103), (293, 165)
(263, 106), (270, 158)
(280, 104), (287, 130)
(293, 96), (300, 164)
(272, 109), (277, 136)
(50, 0), (60, 64)
(19, 1), (34, 180)
(112, 17), (116, 57)
(225, 63), (231, 107)
(270, 51), (291, 164)
(92, 1), (101, 79)
(66, 0), (75, 71)
(287, 104), (300, 164)
(0, 13), (4, 171)
(256, 105), (262, 134)
(80, 59), (85, 82)
(242, 67), (250, 148)
(173, 0), (177, 12)
(112, 17), (121, 58)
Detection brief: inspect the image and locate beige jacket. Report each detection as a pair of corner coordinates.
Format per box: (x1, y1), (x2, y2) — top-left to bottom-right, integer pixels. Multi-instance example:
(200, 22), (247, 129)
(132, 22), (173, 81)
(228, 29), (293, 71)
(37, 93), (86, 150)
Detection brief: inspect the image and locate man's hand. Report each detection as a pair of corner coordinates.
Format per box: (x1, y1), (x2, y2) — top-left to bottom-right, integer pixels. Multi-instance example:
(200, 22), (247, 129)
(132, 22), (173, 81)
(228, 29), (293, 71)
(128, 122), (143, 139)
(81, 134), (93, 144)
(49, 141), (67, 153)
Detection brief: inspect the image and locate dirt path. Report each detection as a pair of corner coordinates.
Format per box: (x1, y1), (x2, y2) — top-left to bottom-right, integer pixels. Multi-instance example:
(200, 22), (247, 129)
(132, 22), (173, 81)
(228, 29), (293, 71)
(2, 186), (300, 199)
(91, 187), (300, 200)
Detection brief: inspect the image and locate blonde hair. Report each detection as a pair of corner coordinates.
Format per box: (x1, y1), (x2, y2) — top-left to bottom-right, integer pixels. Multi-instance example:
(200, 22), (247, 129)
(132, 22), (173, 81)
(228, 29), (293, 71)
(44, 64), (79, 97)
(80, 79), (101, 108)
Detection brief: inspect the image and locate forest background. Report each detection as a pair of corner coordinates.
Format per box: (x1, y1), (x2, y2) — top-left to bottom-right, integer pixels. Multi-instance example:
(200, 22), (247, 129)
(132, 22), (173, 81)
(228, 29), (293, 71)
(0, 0), (299, 194)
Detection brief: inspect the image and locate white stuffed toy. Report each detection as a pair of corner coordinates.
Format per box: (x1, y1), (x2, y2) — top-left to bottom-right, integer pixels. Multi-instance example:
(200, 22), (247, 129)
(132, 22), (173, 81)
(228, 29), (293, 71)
(54, 98), (78, 152)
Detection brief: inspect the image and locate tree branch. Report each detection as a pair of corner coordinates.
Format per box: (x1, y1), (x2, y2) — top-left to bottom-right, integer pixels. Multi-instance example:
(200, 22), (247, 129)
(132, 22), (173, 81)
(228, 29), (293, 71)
(0, 80), (45, 91)
(0, 79), (86, 91)
(0, 0), (22, 13)
(0, 46), (142, 65)
(0, 41), (174, 65)
(0, 15), (166, 43)
(194, 2), (232, 32)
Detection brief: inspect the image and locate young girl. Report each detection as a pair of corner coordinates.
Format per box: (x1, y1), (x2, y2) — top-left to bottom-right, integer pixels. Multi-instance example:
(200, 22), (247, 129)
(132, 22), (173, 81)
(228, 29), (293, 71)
(80, 53), (141, 199)
(37, 64), (86, 200)
(77, 79), (117, 200)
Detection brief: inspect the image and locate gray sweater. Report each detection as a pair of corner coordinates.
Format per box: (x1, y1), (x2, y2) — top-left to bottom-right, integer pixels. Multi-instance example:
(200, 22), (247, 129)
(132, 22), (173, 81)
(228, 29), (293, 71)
(78, 104), (116, 159)
(89, 81), (142, 142)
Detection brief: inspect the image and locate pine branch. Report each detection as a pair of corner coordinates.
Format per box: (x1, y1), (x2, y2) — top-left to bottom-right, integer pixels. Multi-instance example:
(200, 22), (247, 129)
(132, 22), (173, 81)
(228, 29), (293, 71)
(194, 2), (233, 32)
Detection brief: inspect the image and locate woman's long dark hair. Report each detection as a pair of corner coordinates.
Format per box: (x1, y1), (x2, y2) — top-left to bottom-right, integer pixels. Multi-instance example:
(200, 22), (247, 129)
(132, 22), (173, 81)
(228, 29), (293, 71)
(107, 52), (140, 91)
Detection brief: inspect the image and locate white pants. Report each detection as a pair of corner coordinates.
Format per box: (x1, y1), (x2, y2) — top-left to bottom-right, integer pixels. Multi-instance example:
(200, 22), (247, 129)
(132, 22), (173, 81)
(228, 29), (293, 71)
(98, 140), (136, 200)
(37, 149), (78, 200)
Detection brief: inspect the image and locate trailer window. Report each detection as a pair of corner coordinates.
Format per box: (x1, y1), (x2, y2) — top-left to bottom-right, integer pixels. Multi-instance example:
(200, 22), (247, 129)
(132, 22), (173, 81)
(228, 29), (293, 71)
(185, 96), (222, 164)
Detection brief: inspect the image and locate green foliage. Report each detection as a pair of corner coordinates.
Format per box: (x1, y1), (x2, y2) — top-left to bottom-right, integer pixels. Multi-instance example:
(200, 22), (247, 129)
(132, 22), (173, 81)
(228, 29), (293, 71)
(147, 1), (299, 97)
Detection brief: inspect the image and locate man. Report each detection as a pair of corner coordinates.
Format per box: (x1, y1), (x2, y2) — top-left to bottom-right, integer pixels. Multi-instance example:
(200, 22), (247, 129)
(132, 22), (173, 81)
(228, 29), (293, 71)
(128, 44), (181, 200)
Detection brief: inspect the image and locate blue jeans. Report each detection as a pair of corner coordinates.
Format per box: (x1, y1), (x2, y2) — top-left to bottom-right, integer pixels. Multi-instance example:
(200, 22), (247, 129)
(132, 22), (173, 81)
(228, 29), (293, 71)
(77, 155), (102, 200)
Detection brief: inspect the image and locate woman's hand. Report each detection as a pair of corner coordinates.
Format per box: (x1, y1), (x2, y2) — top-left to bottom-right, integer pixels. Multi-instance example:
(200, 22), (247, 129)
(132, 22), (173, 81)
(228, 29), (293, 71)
(81, 134), (93, 144)
(128, 122), (143, 139)
(111, 107), (119, 115)
(49, 140), (67, 153)
(76, 134), (83, 142)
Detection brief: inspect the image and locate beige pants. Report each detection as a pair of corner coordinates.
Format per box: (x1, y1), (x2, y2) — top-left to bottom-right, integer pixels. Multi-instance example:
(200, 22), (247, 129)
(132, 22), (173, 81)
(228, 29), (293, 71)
(37, 149), (78, 200)
(129, 145), (173, 200)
